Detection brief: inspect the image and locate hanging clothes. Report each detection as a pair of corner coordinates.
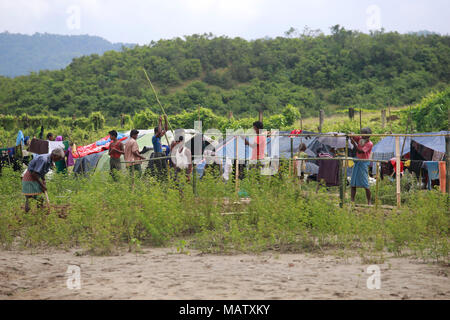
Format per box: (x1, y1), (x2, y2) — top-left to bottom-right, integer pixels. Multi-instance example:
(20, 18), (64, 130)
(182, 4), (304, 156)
(317, 158), (340, 186)
(28, 139), (49, 154)
(16, 130), (24, 146)
(48, 141), (65, 154)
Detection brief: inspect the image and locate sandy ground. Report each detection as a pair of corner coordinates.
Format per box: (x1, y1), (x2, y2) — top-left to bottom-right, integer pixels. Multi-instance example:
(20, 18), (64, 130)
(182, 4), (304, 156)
(0, 247), (448, 300)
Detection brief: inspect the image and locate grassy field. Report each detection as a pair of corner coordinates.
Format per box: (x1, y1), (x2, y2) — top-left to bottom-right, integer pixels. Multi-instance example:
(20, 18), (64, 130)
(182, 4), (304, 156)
(0, 164), (448, 265)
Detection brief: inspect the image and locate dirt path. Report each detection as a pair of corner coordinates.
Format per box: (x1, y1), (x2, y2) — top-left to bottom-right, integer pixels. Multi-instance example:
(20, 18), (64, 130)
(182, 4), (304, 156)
(0, 247), (448, 300)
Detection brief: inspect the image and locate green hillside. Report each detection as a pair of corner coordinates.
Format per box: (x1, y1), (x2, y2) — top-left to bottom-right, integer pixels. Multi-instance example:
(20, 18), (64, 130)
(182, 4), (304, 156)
(0, 26), (449, 120)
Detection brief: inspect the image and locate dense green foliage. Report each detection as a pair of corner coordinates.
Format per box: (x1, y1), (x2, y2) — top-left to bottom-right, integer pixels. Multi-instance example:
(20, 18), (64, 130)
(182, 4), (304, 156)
(0, 26), (449, 120)
(0, 32), (135, 77)
(408, 87), (450, 132)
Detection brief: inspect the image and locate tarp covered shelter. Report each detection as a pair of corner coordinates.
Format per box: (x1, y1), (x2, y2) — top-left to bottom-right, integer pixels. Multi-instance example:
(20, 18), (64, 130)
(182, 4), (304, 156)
(74, 130), (174, 174)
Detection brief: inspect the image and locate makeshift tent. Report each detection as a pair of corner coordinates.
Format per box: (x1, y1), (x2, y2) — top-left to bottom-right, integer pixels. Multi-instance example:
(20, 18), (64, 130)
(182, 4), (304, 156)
(371, 131), (449, 172)
(72, 133), (127, 159)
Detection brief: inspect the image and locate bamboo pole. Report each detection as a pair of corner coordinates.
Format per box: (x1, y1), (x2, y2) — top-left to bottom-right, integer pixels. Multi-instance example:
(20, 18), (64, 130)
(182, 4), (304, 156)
(339, 159), (344, 208)
(395, 136), (401, 208)
(446, 134), (450, 195)
(375, 162), (380, 209)
(319, 110), (324, 133)
(359, 109), (362, 132)
(289, 137), (293, 178)
(192, 164), (197, 195)
(344, 137), (349, 197)
(235, 136), (239, 193)
(447, 109), (450, 195)
(142, 68), (174, 147)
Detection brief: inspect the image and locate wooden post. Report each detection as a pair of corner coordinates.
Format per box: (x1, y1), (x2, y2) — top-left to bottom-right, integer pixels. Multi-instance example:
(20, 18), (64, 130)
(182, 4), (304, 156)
(359, 109), (362, 132)
(349, 107), (354, 120)
(446, 134), (450, 195)
(395, 136), (401, 208)
(375, 162), (380, 209)
(300, 118), (303, 131)
(259, 110), (263, 123)
(344, 137), (349, 197)
(228, 111), (233, 119)
(447, 109), (450, 194)
(192, 164), (197, 195)
(388, 107), (392, 132)
(235, 136), (239, 193)
(339, 159), (344, 208)
(381, 110), (386, 129)
(319, 109), (324, 133)
(289, 137), (293, 178)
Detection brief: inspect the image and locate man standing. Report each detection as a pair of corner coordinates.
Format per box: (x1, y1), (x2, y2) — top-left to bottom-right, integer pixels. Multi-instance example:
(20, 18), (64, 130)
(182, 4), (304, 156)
(108, 130), (124, 180)
(149, 115), (169, 180)
(125, 129), (145, 177)
(350, 127), (374, 205)
(244, 121), (266, 162)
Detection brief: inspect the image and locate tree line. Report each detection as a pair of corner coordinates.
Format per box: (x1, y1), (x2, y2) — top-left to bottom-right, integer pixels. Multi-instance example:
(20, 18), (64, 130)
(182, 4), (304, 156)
(0, 25), (448, 121)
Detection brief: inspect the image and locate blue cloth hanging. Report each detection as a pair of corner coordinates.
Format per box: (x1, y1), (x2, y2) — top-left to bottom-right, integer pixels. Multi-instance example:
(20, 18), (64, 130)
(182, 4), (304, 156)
(16, 130), (24, 146)
(424, 161), (439, 190)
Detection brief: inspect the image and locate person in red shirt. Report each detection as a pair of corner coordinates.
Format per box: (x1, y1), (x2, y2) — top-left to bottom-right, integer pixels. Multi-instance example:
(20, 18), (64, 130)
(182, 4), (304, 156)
(350, 127), (373, 205)
(108, 130), (124, 180)
(244, 121), (266, 161)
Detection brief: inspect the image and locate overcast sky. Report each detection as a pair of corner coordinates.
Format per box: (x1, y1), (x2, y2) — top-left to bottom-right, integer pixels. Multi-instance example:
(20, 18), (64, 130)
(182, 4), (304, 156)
(1, 0), (449, 44)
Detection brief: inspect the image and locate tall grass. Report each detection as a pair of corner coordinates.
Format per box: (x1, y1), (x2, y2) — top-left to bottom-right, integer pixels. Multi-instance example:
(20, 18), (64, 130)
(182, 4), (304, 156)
(0, 165), (448, 263)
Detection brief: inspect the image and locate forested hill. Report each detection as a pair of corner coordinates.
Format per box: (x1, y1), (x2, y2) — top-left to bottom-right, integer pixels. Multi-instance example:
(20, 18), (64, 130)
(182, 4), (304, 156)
(0, 26), (449, 120)
(0, 32), (135, 77)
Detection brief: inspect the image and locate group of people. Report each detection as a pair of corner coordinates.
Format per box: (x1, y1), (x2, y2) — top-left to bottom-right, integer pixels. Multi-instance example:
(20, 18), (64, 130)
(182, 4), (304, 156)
(20, 117), (374, 212)
(107, 115), (194, 182)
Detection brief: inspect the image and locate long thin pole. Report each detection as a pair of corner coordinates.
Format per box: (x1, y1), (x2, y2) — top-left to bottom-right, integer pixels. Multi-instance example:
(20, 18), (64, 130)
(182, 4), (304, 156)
(375, 162), (380, 209)
(339, 159), (344, 208)
(235, 136), (239, 193)
(289, 137), (293, 178)
(142, 68), (174, 146)
(344, 137), (349, 197)
(395, 136), (401, 208)
(359, 109), (362, 132)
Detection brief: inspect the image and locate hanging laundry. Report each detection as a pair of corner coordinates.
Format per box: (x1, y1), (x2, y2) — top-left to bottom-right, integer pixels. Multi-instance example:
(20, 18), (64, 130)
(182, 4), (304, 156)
(28, 138), (49, 154)
(66, 147), (75, 167)
(16, 130), (24, 146)
(424, 161), (439, 190)
(390, 158), (404, 174)
(317, 158), (340, 186)
(48, 141), (65, 154)
(432, 150), (445, 161)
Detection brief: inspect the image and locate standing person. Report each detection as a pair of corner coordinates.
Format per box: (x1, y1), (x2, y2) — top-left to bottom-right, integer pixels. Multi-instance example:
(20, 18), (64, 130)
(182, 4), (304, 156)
(294, 143), (308, 181)
(124, 129), (145, 177)
(108, 130), (124, 181)
(350, 127), (374, 205)
(46, 133), (55, 141)
(149, 115), (169, 180)
(22, 148), (64, 212)
(54, 136), (68, 174)
(244, 121), (267, 175)
(245, 121), (266, 161)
